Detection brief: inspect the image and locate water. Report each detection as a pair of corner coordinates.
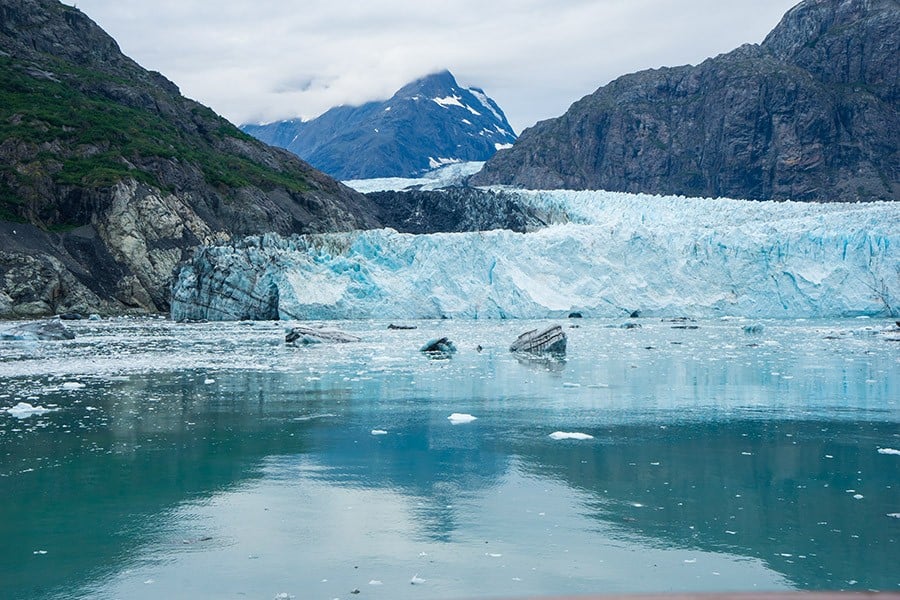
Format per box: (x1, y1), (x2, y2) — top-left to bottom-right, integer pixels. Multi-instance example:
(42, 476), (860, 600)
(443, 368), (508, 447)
(1, 317), (898, 599)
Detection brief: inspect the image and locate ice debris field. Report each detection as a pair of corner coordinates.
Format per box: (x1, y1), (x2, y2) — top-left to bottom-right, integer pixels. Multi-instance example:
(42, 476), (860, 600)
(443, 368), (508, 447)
(172, 187), (899, 321)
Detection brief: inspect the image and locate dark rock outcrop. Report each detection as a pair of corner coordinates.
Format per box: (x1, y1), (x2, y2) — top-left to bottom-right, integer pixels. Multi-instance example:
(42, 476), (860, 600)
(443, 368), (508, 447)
(0, 0), (379, 318)
(473, 0), (899, 202)
(243, 70), (517, 180)
(368, 187), (554, 234)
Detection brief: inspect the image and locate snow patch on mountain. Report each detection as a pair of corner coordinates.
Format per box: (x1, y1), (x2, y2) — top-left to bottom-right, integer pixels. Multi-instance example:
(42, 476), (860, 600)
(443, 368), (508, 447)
(433, 95), (465, 108)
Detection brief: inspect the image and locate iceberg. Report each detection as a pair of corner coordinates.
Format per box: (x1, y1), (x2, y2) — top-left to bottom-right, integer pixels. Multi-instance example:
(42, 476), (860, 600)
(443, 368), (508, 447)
(549, 432), (594, 441)
(6, 402), (54, 419)
(171, 190), (899, 321)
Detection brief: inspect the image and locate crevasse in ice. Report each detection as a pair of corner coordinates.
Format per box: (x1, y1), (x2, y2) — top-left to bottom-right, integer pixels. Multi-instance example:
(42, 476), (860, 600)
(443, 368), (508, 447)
(170, 190), (899, 321)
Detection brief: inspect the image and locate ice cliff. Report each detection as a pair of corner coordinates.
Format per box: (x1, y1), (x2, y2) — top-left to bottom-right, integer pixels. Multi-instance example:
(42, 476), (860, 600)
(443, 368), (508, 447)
(171, 191), (899, 321)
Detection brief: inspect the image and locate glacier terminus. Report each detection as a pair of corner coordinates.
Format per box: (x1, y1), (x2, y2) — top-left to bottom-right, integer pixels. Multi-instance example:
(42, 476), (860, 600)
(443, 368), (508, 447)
(171, 189), (899, 322)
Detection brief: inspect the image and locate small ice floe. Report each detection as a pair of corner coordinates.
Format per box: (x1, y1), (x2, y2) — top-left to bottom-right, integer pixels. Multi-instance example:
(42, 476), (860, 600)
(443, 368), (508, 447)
(549, 432), (593, 441)
(61, 382), (85, 390)
(684, 558), (697, 564)
(877, 448), (900, 456)
(410, 574), (426, 585)
(6, 403), (54, 419)
(448, 413), (477, 425)
(371, 429), (388, 436)
(273, 594), (294, 600)
(204, 378), (216, 385)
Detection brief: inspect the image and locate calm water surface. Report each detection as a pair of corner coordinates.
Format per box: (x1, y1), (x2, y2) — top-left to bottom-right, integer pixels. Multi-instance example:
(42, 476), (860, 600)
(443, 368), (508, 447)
(1, 317), (898, 599)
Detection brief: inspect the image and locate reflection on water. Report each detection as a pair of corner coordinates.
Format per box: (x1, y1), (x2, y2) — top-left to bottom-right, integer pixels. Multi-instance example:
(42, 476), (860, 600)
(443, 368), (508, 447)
(0, 318), (897, 599)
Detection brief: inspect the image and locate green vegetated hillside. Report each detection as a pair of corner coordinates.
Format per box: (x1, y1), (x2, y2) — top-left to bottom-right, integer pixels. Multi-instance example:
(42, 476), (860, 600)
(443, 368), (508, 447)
(0, 0), (377, 317)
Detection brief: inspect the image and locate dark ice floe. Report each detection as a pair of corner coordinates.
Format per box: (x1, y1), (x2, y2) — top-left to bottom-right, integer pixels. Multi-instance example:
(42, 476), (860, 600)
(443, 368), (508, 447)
(0, 318), (75, 341)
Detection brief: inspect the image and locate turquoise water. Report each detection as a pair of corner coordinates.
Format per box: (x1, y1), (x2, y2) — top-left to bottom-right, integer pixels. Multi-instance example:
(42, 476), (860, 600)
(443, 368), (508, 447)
(1, 318), (898, 599)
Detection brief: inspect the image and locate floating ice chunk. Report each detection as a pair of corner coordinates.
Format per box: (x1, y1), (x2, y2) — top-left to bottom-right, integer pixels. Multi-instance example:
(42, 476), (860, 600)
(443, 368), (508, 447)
(274, 594), (294, 600)
(204, 378), (216, 385)
(61, 382), (85, 390)
(549, 432), (594, 441)
(877, 448), (900, 456)
(448, 413), (477, 425)
(6, 402), (54, 419)
(410, 574), (426, 585)
(371, 429), (388, 435)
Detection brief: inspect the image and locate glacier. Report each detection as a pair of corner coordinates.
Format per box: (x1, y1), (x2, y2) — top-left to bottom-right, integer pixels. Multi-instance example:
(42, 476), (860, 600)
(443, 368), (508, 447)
(170, 190), (899, 321)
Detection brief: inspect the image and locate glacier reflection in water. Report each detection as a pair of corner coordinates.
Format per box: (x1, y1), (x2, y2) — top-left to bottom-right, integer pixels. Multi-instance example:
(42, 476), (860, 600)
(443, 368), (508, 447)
(0, 317), (898, 599)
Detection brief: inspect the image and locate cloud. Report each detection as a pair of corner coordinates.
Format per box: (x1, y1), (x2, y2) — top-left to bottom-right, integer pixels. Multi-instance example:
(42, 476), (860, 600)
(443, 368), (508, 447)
(65, 0), (799, 132)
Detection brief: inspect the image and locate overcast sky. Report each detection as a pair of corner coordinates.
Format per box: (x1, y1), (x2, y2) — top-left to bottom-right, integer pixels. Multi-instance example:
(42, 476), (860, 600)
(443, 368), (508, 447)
(63, 0), (799, 133)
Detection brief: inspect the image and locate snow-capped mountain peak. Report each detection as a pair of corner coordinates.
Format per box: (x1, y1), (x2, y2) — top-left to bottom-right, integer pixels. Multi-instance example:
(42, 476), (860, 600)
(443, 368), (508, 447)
(241, 70), (517, 180)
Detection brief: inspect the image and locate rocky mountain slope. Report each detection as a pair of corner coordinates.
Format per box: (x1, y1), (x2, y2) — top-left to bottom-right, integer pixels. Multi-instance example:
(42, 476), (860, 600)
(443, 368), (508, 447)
(473, 0), (899, 202)
(242, 70), (517, 180)
(0, 0), (379, 318)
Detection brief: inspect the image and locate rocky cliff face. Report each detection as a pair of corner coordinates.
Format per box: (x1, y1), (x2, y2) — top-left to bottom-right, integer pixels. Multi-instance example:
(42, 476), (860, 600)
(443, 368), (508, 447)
(473, 0), (899, 202)
(0, 0), (379, 318)
(242, 70), (517, 180)
(367, 188), (557, 234)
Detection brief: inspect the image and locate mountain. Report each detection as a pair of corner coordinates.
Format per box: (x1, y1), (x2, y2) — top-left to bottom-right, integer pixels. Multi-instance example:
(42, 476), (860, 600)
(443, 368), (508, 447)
(171, 189), (899, 321)
(472, 0), (899, 202)
(0, 0), (379, 319)
(242, 70), (517, 180)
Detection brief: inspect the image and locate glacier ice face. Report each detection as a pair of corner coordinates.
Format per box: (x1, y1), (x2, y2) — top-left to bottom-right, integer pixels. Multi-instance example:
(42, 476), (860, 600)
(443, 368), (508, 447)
(171, 191), (899, 321)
